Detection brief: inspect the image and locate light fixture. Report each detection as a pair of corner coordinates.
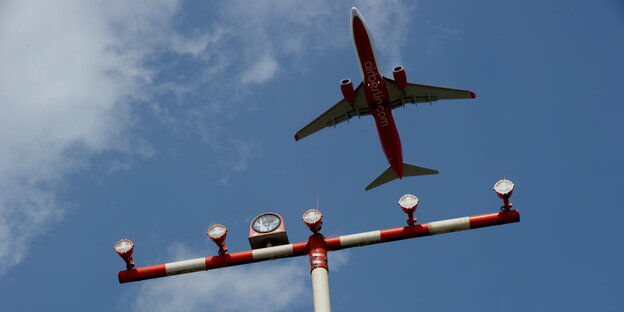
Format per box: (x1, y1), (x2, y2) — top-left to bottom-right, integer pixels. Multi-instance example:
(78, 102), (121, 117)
(249, 212), (289, 249)
(207, 224), (228, 255)
(398, 194), (419, 225)
(493, 179), (515, 211)
(302, 209), (323, 233)
(114, 239), (135, 270)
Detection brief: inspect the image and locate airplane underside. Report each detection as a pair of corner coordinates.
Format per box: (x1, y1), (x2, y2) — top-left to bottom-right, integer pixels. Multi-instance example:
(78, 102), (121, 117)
(294, 7), (475, 190)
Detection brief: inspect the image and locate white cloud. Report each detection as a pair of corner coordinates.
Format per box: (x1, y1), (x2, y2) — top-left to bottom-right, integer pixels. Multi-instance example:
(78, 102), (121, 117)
(181, 0), (346, 96)
(241, 53), (278, 84)
(131, 243), (310, 312)
(231, 139), (261, 173)
(169, 27), (229, 58)
(155, 1), (347, 186)
(0, 0), (185, 273)
(328, 250), (350, 271)
(128, 244), (351, 312)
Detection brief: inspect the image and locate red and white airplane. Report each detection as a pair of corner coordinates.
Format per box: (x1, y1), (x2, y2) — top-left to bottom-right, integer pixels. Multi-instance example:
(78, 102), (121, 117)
(295, 7), (476, 190)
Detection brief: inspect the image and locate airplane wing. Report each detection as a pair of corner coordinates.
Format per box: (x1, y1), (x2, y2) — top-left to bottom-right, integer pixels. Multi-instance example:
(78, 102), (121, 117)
(383, 77), (475, 109)
(295, 82), (370, 141)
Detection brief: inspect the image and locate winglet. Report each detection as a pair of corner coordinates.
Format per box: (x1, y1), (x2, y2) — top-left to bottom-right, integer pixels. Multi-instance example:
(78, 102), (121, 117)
(470, 91), (476, 98)
(294, 134), (300, 141)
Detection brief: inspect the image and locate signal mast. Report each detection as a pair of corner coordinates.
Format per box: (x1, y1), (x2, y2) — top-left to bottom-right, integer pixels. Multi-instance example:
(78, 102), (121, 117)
(115, 179), (519, 311)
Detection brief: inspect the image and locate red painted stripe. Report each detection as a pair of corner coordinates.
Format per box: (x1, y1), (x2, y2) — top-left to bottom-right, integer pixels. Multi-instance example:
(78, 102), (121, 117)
(379, 224), (430, 242)
(324, 237), (341, 250)
(309, 234), (328, 271)
(469, 210), (520, 229)
(118, 264), (166, 284)
(292, 241), (309, 255)
(206, 250), (254, 270)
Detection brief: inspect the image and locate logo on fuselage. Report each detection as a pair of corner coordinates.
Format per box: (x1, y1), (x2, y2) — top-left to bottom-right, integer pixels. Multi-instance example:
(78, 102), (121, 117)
(364, 61), (388, 127)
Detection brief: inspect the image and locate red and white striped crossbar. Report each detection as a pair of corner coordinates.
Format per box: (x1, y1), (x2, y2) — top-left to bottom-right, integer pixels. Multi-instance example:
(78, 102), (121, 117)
(118, 210), (519, 283)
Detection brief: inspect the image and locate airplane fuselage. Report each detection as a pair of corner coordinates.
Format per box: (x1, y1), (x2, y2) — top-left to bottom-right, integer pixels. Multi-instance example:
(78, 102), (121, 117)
(351, 10), (404, 178)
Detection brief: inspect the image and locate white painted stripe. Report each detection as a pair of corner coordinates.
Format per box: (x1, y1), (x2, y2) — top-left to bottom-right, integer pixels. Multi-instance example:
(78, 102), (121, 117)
(339, 230), (381, 248)
(428, 217), (470, 235)
(165, 257), (206, 275)
(311, 267), (331, 312)
(252, 244), (294, 261)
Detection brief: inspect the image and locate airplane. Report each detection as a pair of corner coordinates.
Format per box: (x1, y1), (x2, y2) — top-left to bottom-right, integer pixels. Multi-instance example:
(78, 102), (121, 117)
(295, 7), (476, 191)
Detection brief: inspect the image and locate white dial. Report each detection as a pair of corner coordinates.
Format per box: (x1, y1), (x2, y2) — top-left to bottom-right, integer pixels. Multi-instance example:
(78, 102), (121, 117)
(252, 214), (281, 233)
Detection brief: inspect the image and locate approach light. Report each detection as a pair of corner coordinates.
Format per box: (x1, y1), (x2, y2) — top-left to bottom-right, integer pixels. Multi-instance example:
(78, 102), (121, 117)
(493, 179), (515, 211)
(398, 194), (419, 226)
(207, 224), (229, 255)
(249, 212), (289, 249)
(302, 209), (323, 233)
(114, 239), (135, 270)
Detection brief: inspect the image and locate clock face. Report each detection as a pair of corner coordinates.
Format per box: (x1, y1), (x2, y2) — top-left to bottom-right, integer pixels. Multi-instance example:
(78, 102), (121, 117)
(252, 214), (281, 233)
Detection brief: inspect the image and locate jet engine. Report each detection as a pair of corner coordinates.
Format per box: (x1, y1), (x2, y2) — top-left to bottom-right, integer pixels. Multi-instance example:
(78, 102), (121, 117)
(340, 78), (355, 102)
(392, 66), (408, 90)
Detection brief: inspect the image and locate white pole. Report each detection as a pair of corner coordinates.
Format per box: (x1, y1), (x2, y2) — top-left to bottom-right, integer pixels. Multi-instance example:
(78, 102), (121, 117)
(311, 267), (331, 312)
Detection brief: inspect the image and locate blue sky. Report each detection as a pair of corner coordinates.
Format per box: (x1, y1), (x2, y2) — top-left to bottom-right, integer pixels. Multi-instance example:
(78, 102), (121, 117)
(1, 0), (622, 311)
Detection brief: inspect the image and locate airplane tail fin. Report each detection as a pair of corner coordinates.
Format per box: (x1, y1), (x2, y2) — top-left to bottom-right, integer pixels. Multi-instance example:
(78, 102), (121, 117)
(365, 163), (438, 191)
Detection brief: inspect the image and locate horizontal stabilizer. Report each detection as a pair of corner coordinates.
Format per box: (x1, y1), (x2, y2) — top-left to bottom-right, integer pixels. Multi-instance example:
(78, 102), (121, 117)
(365, 163), (438, 191)
(403, 163), (439, 177)
(365, 166), (398, 191)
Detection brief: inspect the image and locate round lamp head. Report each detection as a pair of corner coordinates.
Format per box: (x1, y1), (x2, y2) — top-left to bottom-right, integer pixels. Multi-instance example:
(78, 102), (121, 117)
(398, 194), (419, 212)
(207, 224), (229, 255)
(494, 179), (515, 199)
(302, 209), (323, 233)
(398, 194), (419, 226)
(114, 239), (134, 254)
(114, 239), (135, 269)
(207, 224), (227, 240)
